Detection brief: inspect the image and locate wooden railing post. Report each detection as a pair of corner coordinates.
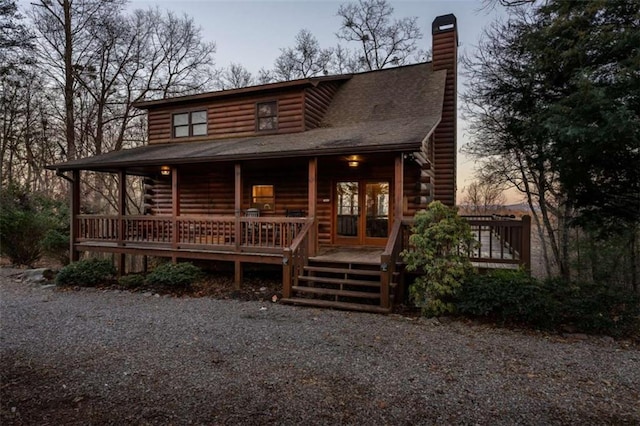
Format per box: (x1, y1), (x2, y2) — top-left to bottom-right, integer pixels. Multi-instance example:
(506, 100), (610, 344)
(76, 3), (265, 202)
(521, 215), (532, 273)
(308, 157), (317, 257)
(380, 254), (391, 310)
(171, 167), (179, 262)
(70, 170), (80, 262)
(117, 170), (127, 275)
(283, 249), (292, 298)
(234, 163), (242, 253)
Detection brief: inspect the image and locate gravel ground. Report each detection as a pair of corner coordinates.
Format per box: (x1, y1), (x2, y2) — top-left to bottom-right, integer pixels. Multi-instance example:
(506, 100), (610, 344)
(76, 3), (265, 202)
(1, 268), (639, 425)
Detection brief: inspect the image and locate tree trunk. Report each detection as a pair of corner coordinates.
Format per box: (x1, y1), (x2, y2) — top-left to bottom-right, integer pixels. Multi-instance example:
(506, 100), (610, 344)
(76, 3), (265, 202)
(63, 0), (76, 161)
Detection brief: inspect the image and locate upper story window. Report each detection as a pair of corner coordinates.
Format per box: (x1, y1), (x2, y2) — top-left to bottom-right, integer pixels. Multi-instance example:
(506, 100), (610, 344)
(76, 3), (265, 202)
(173, 110), (207, 138)
(256, 101), (278, 131)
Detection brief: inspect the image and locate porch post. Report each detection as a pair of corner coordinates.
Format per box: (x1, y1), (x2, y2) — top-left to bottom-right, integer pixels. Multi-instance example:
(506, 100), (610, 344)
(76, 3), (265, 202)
(70, 170), (80, 262)
(117, 170), (126, 275)
(171, 166), (180, 263)
(308, 157), (317, 257)
(521, 215), (532, 274)
(395, 154), (404, 219)
(234, 162), (242, 288)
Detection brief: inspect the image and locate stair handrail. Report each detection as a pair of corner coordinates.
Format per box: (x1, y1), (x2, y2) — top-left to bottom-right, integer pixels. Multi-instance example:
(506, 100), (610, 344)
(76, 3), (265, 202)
(380, 217), (405, 310)
(282, 217), (315, 298)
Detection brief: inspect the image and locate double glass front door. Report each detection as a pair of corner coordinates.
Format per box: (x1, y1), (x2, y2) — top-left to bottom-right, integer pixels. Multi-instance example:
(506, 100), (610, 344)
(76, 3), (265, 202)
(335, 181), (390, 246)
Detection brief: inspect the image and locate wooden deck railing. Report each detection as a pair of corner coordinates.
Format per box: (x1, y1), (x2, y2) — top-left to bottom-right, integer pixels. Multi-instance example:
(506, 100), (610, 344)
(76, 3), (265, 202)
(282, 218), (315, 298)
(462, 215), (531, 270)
(78, 215), (119, 241)
(76, 215), (309, 251)
(400, 215), (532, 271)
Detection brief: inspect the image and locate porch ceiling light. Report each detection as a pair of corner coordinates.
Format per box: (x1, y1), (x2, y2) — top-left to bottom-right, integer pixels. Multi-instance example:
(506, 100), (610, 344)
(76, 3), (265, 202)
(160, 165), (171, 176)
(347, 155), (361, 167)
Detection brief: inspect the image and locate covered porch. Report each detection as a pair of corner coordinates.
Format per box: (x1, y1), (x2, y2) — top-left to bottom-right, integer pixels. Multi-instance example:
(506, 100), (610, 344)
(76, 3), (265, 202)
(65, 155), (327, 285)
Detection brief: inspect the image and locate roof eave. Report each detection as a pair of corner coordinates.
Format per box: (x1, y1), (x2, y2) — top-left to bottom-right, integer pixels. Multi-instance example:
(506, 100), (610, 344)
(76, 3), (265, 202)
(132, 74), (352, 109)
(46, 140), (423, 173)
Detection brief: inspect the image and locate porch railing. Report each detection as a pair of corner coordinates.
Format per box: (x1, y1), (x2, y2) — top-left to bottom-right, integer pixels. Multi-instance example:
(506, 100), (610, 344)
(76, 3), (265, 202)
(379, 218), (408, 309)
(282, 218), (315, 298)
(76, 215), (309, 251)
(462, 215), (531, 270)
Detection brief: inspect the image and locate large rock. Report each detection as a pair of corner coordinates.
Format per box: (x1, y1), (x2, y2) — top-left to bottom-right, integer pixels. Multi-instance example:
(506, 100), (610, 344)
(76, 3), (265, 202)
(21, 268), (55, 284)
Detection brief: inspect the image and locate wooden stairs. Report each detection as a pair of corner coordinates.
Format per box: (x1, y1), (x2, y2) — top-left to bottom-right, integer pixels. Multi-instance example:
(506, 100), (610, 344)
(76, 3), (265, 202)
(281, 258), (400, 313)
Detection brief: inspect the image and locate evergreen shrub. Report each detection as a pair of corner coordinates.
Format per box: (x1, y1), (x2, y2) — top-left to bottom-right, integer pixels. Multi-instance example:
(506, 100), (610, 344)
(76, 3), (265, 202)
(118, 274), (146, 289)
(457, 269), (556, 328)
(0, 186), (68, 267)
(55, 258), (116, 286)
(145, 262), (202, 289)
(401, 201), (477, 316)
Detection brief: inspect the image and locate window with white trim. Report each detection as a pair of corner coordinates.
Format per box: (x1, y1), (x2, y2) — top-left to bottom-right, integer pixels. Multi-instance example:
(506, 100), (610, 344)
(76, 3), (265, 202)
(256, 101), (278, 131)
(173, 110), (207, 138)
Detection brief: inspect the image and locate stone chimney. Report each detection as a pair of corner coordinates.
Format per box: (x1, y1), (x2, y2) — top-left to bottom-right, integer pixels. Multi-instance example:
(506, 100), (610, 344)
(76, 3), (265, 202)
(431, 14), (458, 206)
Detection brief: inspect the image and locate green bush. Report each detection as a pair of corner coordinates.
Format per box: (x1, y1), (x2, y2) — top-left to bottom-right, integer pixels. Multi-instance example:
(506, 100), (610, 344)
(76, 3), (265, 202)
(457, 269), (556, 328)
(55, 258), (116, 287)
(145, 262), (202, 289)
(544, 278), (640, 337)
(118, 274), (146, 289)
(457, 270), (640, 337)
(42, 229), (70, 266)
(402, 201), (477, 316)
(0, 185), (69, 267)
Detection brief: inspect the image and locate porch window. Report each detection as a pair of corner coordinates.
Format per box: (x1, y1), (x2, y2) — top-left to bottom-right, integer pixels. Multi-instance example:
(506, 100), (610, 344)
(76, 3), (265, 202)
(252, 184), (275, 211)
(173, 110), (207, 138)
(256, 101), (277, 131)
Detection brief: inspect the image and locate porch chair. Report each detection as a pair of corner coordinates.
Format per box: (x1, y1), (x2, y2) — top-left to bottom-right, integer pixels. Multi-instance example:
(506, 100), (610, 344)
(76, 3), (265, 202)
(285, 209), (305, 217)
(243, 208), (261, 244)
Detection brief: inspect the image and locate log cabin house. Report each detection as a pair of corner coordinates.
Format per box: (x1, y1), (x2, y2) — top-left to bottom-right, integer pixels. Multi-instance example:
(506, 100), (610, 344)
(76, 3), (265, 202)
(49, 14), (531, 313)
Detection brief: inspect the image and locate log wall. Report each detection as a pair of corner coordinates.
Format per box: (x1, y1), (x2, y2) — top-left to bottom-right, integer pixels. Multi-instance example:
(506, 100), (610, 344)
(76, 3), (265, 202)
(304, 82), (340, 130)
(144, 154), (425, 247)
(147, 91), (305, 144)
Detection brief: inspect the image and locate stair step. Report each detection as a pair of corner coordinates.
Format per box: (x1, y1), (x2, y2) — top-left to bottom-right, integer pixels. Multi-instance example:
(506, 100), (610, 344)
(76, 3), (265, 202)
(304, 266), (381, 277)
(292, 286), (380, 299)
(297, 275), (380, 287)
(280, 297), (390, 314)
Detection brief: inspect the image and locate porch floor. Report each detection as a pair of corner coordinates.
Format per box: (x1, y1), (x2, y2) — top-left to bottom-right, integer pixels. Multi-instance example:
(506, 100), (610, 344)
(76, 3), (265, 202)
(311, 247), (384, 265)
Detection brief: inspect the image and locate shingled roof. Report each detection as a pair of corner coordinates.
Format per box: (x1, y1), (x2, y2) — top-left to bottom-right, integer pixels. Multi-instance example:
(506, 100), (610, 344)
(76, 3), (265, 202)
(49, 63), (446, 173)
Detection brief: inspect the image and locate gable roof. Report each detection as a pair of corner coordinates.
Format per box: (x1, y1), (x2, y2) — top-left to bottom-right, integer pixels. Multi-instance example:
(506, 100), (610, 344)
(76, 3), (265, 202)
(49, 63), (446, 173)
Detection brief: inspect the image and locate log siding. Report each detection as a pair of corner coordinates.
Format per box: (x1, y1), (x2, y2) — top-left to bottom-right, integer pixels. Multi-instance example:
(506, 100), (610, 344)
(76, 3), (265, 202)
(304, 82), (340, 130)
(147, 91), (306, 144)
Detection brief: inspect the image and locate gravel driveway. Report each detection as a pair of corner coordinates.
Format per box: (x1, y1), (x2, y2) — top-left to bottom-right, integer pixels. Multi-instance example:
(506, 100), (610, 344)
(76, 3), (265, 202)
(1, 268), (639, 425)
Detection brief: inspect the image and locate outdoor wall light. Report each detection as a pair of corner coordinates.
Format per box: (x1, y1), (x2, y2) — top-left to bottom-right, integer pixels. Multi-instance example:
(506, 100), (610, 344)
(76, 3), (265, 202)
(348, 161), (359, 168)
(160, 165), (171, 176)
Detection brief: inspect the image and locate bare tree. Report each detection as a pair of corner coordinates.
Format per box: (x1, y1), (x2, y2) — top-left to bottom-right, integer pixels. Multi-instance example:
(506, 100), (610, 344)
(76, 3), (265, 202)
(255, 68), (276, 85)
(20, 2), (217, 212)
(217, 62), (254, 90)
(336, 0), (422, 70)
(462, 179), (506, 214)
(0, 0), (58, 191)
(330, 44), (362, 73)
(274, 29), (333, 80)
(141, 9), (216, 99)
(30, 0), (125, 161)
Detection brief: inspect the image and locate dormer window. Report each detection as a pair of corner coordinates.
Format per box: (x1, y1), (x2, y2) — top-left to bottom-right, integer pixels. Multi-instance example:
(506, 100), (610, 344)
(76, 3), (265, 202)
(173, 110), (207, 138)
(256, 101), (278, 131)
